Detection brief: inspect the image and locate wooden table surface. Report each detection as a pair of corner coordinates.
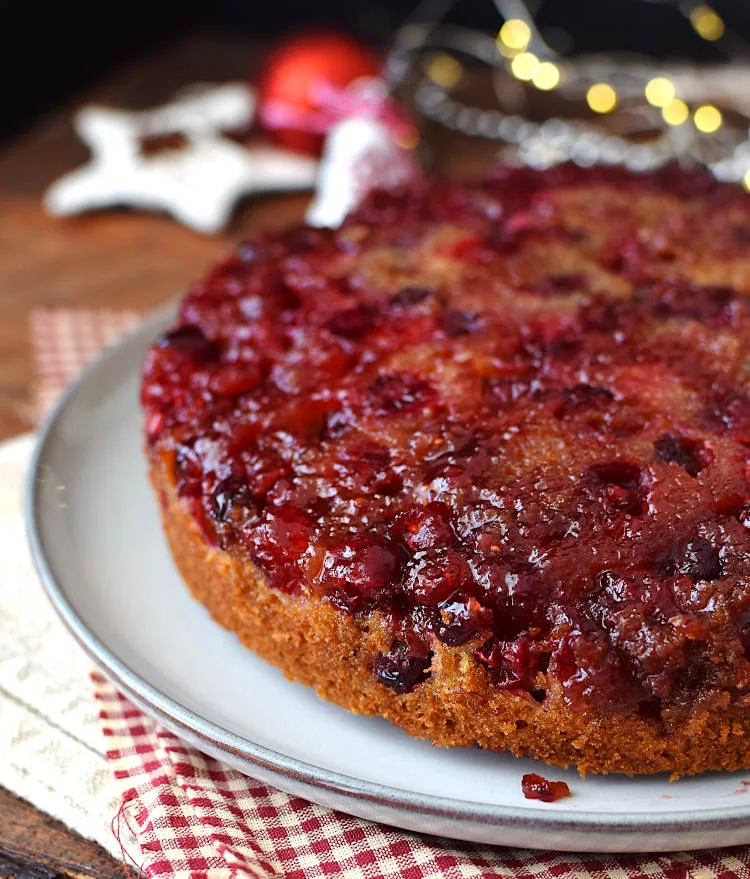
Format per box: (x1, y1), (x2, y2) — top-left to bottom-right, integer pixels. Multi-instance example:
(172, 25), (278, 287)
(0, 30), (499, 878)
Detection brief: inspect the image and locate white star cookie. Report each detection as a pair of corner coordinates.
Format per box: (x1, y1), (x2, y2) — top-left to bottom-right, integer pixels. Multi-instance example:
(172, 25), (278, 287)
(44, 84), (318, 234)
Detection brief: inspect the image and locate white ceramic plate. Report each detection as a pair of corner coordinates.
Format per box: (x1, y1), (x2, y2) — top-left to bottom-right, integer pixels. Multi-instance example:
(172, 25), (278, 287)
(27, 307), (750, 853)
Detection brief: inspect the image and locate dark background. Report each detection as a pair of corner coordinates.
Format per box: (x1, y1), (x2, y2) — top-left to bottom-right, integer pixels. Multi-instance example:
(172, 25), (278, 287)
(3, 0), (750, 141)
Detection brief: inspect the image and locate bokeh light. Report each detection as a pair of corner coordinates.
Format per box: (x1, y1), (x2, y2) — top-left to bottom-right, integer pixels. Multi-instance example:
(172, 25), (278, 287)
(587, 83), (618, 114)
(426, 54), (463, 89)
(498, 19), (531, 51)
(532, 62), (561, 91)
(661, 98), (689, 126)
(645, 77), (676, 108)
(690, 5), (725, 41)
(694, 104), (722, 133)
(511, 52), (540, 82)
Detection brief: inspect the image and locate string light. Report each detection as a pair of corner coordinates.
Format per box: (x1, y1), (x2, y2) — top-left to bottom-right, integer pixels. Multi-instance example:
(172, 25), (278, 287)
(694, 104), (722, 133)
(587, 83), (618, 114)
(744, 170), (750, 192)
(511, 52), (540, 82)
(690, 5), (725, 41)
(426, 54), (463, 89)
(532, 61), (561, 91)
(498, 19), (531, 51)
(645, 77), (676, 108)
(662, 98), (689, 126)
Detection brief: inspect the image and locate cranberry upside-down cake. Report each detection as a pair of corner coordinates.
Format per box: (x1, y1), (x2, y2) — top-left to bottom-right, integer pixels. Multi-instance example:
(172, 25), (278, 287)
(142, 165), (750, 775)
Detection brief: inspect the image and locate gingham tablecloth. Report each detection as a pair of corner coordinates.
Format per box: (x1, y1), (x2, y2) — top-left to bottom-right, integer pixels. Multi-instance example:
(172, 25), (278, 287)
(12, 307), (750, 878)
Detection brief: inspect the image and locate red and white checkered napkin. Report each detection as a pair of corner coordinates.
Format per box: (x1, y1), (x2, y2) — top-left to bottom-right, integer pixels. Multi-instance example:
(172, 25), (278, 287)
(31, 309), (750, 879)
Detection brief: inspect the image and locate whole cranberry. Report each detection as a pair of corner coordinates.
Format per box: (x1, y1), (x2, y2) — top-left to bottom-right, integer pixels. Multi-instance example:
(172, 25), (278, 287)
(471, 560), (546, 634)
(438, 309), (482, 337)
(316, 535), (401, 610)
(208, 362), (263, 396)
(365, 372), (436, 416)
(403, 548), (474, 608)
(335, 443), (403, 496)
(433, 593), (493, 646)
(390, 286), (432, 308)
(247, 504), (314, 573)
(389, 503), (455, 553)
(668, 538), (722, 583)
(158, 325), (220, 365)
(373, 640), (432, 693)
(328, 305), (377, 339)
(477, 636), (540, 690)
(210, 476), (254, 521)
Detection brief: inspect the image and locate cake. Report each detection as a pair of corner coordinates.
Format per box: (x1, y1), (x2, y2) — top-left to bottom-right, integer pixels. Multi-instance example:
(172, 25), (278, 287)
(142, 164), (750, 776)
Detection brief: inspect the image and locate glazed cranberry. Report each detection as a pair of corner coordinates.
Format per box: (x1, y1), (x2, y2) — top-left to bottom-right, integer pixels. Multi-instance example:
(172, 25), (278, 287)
(335, 443), (403, 496)
(529, 273), (589, 297)
(439, 309), (482, 337)
(243, 450), (290, 498)
(660, 538), (722, 582)
(654, 433), (712, 477)
(365, 372), (436, 415)
(389, 503), (455, 552)
(477, 637), (541, 690)
(433, 593), (493, 646)
(328, 305), (377, 339)
(390, 286), (432, 308)
(284, 225), (330, 254)
(484, 376), (537, 408)
(316, 536), (401, 609)
(648, 281), (737, 327)
(471, 562), (547, 635)
(555, 384), (613, 417)
(208, 362), (263, 396)
(521, 774), (571, 802)
(403, 548), (474, 608)
(739, 502), (750, 529)
(594, 570), (637, 604)
(236, 241), (260, 263)
(550, 629), (629, 711)
(373, 640), (432, 693)
(579, 298), (623, 333)
(271, 397), (331, 438)
(737, 610), (750, 655)
(158, 325), (220, 364)
(210, 476), (254, 521)
(321, 409), (349, 440)
(425, 432), (484, 481)
(710, 393), (750, 439)
(248, 505), (314, 573)
(175, 443), (202, 483)
(600, 234), (651, 280)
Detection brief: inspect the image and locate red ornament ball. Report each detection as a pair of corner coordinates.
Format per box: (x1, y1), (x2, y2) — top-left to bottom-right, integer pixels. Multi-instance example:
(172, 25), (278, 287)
(258, 30), (380, 154)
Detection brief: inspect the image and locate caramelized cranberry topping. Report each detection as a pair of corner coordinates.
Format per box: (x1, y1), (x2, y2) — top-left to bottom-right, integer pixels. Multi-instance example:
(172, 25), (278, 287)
(143, 166), (750, 712)
(522, 773), (571, 802)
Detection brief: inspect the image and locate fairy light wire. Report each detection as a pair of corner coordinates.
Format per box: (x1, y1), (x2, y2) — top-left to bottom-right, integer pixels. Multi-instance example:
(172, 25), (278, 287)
(386, 0), (750, 186)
